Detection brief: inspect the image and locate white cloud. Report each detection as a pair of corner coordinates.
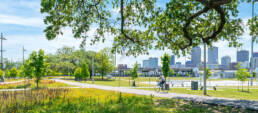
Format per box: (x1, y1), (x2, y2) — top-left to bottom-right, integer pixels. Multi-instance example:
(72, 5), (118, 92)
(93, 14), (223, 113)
(0, 14), (44, 27)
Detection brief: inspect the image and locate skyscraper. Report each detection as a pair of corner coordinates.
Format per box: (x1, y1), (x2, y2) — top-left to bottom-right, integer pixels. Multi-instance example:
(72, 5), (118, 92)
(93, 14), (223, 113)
(142, 57), (158, 69)
(170, 55), (175, 65)
(208, 47), (218, 64)
(149, 57), (158, 69)
(143, 60), (149, 68)
(191, 46), (201, 67)
(237, 50), (249, 62)
(221, 56), (231, 69)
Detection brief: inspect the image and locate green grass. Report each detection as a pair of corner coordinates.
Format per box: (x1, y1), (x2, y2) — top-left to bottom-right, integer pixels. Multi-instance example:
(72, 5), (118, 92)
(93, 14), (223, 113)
(0, 88), (254, 113)
(3, 78), (25, 82)
(0, 79), (73, 89)
(141, 87), (258, 100)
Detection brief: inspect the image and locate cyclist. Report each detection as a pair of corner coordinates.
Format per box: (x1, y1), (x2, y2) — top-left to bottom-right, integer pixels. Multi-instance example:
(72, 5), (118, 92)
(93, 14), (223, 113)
(159, 75), (166, 89)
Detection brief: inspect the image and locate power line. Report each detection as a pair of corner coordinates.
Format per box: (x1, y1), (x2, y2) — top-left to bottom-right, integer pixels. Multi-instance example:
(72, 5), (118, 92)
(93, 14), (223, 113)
(0, 33), (6, 70)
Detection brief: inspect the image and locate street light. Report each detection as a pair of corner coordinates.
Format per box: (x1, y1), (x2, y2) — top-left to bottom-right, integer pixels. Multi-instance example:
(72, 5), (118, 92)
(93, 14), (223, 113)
(251, 0), (258, 86)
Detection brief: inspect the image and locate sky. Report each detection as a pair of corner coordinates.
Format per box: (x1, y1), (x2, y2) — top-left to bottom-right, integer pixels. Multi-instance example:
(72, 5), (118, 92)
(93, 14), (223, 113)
(0, 0), (258, 68)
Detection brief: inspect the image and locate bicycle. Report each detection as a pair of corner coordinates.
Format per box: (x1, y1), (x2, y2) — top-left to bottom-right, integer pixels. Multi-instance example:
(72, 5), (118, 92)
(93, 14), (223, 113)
(154, 81), (164, 92)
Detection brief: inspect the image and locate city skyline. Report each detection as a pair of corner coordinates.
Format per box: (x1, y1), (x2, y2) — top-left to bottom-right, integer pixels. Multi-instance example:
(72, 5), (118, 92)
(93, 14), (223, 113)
(0, 0), (258, 68)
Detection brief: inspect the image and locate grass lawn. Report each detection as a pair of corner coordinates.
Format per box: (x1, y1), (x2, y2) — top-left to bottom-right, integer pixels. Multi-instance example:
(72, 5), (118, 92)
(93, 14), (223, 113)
(0, 79), (73, 89)
(140, 87), (258, 101)
(0, 88), (254, 113)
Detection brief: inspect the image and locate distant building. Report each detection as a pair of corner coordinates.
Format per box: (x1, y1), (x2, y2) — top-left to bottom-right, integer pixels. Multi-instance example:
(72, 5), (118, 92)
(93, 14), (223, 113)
(254, 57), (258, 68)
(230, 62), (238, 70)
(185, 61), (192, 67)
(221, 56), (231, 69)
(208, 47), (218, 64)
(253, 52), (258, 58)
(191, 46), (201, 67)
(143, 60), (149, 68)
(170, 55), (175, 65)
(237, 50), (249, 62)
(118, 64), (128, 69)
(142, 57), (158, 69)
(149, 57), (158, 69)
(176, 62), (182, 65)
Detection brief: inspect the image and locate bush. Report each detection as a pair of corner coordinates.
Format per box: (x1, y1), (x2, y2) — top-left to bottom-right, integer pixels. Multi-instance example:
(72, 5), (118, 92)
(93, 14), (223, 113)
(9, 68), (18, 78)
(0, 70), (4, 78)
(74, 67), (82, 81)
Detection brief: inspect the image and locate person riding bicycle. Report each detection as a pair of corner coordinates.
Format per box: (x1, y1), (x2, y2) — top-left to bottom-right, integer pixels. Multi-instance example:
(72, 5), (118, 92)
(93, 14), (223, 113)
(159, 75), (166, 88)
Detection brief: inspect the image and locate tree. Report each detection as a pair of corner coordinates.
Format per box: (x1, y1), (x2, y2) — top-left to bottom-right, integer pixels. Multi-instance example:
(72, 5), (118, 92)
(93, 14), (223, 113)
(74, 67), (82, 81)
(248, 16), (258, 42)
(9, 68), (18, 78)
(236, 64), (251, 92)
(81, 62), (90, 80)
(161, 53), (170, 80)
(170, 68), (175, 76)
(206, 68), (212, 79)
(131, 62), (139, 81)
(23, 59), (34, 78)
(29, 49), (48, 88)
(0, 70), (4, 80)
(41, 0), (250, 95)
(5, 70), (10, 78)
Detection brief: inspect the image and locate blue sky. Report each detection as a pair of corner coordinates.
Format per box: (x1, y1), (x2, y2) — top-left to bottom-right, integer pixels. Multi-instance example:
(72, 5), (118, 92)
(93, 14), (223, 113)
(0, 0), (257, 67)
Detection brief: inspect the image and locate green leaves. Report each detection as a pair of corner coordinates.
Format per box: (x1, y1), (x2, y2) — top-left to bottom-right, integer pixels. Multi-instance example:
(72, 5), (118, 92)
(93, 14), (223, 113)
(131, 62), (139, 80)
(161, 53), (170, 79)
(248, 16), (258, 42)
(41, 0), (250, 56)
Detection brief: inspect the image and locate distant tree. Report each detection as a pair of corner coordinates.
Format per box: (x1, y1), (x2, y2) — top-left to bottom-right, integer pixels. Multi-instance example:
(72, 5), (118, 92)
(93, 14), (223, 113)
(81, 62), (90, 80)
(161, 53), (170, 80)
(0, 70), (4, 79)
(253, 72), (256, 78)
(236, 64), (251, 92)
(5, 70), (10, 78)
(206, 68), (212, 79)
(23, 59), (34, 78)
(29, 49), (48, 88)
(176, 73), (180, 77)
(186, 73), (190, 77)
(74, 67), (82, 81)
(169, 69), (175, 76)
(131, 62), (139, 81)
(9, 68), (18, 78)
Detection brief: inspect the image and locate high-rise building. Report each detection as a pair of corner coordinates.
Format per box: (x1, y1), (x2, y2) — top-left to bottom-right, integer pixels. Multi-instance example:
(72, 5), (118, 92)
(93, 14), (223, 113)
(191, 46), (201, 67)
(253, 52), (258, 58)
(149, 57), (158, 69)
(221, 56), (231, 69)
(142, 57), (158, 69)
(237, 50), (249, 62)
(208, 47), (218, 64)
(253, 57), (258, 68)
(170, 55), (175, 65)
(143, 60), (149, 68)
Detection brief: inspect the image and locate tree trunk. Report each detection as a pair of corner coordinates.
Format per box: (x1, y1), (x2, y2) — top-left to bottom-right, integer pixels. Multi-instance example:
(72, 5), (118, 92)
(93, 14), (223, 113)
(204, 44), (207, 95)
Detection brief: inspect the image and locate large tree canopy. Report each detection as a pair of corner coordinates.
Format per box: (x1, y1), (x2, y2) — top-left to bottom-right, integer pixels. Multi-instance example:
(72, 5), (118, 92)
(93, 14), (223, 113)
(41, 0), (251, 56)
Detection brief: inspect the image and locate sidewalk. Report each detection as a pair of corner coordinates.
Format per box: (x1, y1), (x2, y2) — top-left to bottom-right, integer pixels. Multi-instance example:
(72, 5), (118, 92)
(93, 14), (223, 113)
(53, 79), (258, 111)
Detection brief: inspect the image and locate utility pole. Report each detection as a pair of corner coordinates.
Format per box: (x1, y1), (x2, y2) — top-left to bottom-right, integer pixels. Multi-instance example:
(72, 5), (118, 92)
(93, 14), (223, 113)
(251, 0), (258, 86)
(92, 55), (94, 84)
(203, 44), (207, 95)
(0, 33), (6, 70)
(22, 46), (26, 65)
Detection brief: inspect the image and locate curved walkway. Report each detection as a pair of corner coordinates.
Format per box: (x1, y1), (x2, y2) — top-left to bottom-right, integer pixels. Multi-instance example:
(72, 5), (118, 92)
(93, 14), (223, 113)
(0, 80), (25, 85)
(53, 79), (258, 111)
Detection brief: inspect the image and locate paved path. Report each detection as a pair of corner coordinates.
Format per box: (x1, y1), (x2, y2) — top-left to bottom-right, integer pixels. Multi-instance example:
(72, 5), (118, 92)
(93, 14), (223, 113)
(0, 80), (25, 85)
(53, 79), (258, 111)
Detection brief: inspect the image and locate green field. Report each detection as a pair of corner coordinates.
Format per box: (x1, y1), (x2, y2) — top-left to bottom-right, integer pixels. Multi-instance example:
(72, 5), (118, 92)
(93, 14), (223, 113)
(0, 88), (254, 113)
(140, 87), (258, 101)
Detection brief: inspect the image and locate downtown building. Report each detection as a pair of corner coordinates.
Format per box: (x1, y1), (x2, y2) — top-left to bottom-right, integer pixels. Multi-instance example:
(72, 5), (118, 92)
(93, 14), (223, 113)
(221, 56), (231, 69)
(252, 52), (258, 69)
(170, 55), (175, 66)
(237, 50), (249, 62)
(142, 57), (158, 69)
(191, 46), (201, 67)
(208, 47), (218, 69)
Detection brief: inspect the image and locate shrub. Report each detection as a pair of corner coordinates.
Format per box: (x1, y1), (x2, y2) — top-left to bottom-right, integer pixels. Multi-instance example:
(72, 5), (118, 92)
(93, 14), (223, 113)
(74, 67), (82, 81)
(9, 68), (18, 78)
(0, 70), (4, 78)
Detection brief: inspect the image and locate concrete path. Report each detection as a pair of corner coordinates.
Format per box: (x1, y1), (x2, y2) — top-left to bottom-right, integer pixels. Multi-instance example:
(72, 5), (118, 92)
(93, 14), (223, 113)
(53, 79), (258, 111)
(0, 80), (25, 85)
